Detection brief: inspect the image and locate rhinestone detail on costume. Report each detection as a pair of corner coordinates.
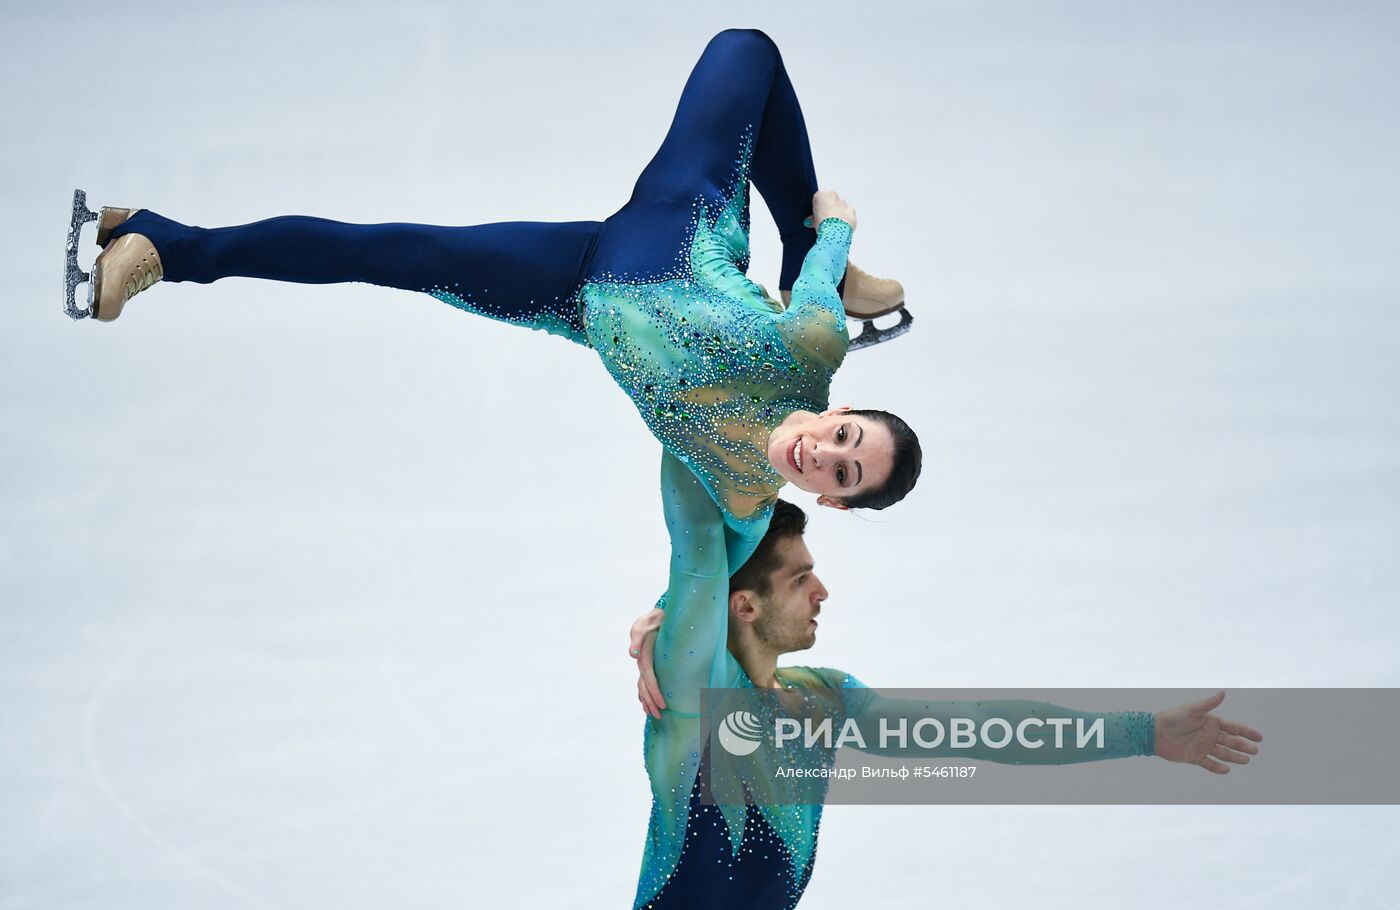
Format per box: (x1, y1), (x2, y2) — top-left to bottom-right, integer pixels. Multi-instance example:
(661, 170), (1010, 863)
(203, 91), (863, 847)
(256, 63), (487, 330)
(581, 126), (851, 532)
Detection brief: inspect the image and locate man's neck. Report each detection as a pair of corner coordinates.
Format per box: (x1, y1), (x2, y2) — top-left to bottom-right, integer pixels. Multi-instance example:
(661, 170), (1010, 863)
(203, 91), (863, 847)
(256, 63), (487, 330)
(729, 634), (781, 689)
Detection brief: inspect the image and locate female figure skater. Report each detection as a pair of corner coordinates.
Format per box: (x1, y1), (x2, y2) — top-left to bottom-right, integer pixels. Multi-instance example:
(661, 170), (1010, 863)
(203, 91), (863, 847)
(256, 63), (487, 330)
(72, 28), (922, 616)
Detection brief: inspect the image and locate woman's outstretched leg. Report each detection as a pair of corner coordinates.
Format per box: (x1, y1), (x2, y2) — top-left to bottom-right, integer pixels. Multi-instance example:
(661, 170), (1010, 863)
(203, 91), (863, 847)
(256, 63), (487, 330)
(102, 209), (602, 343)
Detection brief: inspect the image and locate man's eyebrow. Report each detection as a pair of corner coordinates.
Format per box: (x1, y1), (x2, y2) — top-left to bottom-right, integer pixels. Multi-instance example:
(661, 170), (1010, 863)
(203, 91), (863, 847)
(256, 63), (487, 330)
(789, 562), (815, 577)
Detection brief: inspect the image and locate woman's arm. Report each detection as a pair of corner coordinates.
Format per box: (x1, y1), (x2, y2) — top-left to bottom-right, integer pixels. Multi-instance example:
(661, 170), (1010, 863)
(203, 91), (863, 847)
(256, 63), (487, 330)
(786, 216), (852, 319)
(631, 464), (771, 718)
(650, 451), (743, 715)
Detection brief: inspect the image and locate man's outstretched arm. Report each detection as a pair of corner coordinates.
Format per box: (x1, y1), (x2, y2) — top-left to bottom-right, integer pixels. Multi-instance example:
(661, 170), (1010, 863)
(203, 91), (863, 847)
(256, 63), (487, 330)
(852, 690), (1261, 773)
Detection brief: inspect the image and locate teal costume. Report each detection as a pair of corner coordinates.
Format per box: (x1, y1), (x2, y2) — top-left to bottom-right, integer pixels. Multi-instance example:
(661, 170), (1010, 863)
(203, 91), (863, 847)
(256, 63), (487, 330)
(91, 27), (1157, 909)
(106, 27), (853, 582)
(637, 455), (1158, 909)
(585, 192), (852, 547)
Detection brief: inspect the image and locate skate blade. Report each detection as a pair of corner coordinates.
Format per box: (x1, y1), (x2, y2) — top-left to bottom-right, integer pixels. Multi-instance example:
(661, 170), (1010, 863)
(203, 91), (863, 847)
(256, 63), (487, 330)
(64, 188), (99, 320)
(848, 308), (913, 352)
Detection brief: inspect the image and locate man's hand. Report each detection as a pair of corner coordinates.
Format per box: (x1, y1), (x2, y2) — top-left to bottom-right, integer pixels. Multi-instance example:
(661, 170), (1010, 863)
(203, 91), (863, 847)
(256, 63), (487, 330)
(1154, 691), (1263, 773)
(811, 190), (857, 232)
(628, 608), (666, 719)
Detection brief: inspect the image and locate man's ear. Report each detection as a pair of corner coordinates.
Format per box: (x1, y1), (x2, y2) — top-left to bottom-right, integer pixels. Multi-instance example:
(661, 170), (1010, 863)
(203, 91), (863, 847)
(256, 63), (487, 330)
(819, 404), (853, 418)
(730, 590), (759, 623)
(816, 494), (849, 511)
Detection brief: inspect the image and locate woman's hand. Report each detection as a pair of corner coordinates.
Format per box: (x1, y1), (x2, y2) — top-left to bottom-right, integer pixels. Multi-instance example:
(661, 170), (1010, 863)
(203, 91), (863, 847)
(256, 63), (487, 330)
(1153, 691), (1263, 773)
(629, 608), (666, 719)
(811, 190), (857, 232)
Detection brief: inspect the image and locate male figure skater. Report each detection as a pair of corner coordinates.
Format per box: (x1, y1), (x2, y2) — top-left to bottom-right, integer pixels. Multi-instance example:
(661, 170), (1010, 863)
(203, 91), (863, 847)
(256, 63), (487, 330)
(626, 497), (1262, 909)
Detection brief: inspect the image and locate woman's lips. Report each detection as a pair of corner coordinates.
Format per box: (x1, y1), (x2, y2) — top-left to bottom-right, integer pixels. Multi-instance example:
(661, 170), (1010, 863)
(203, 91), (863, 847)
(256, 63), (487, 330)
(788, 436), (804, 474)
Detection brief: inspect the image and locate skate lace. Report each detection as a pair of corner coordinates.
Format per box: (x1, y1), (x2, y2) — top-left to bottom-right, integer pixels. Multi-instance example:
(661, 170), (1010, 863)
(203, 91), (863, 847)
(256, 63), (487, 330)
(122, 249), (164, 301)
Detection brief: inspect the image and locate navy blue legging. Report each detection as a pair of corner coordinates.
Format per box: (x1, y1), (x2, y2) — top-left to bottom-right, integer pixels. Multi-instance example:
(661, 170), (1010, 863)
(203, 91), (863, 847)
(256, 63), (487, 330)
(111, 29), (834, 340)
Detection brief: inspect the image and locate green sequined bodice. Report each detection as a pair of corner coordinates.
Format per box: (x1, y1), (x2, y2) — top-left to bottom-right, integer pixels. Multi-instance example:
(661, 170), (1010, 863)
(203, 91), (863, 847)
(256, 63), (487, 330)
(581, 183), (851, 533)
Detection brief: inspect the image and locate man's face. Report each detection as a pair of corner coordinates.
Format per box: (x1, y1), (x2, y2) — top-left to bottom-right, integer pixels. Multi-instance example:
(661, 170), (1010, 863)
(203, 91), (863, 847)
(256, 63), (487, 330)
(750, 535), (829, 654)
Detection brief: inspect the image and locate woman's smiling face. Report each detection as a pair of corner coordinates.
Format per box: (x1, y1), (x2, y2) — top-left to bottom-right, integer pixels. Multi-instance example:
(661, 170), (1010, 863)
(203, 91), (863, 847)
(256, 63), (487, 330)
(766, 407), (894, 507)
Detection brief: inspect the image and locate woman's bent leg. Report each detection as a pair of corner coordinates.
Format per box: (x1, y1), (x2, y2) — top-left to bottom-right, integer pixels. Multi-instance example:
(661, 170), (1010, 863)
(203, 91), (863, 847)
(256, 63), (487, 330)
(623, 28), (828, 291)
(110, 210), (603, 342)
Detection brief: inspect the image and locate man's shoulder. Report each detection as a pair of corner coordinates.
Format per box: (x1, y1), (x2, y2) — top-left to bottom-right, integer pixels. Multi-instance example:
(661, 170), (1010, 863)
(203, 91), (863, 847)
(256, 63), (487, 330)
(777, 665), (867, 690)
(778, 666), (875, 719)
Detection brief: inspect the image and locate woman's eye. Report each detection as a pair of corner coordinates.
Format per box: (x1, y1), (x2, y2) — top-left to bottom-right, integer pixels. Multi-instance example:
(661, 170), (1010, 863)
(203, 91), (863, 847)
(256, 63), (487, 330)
(836, 466), (847, 485)
(837, 426), (847, 442)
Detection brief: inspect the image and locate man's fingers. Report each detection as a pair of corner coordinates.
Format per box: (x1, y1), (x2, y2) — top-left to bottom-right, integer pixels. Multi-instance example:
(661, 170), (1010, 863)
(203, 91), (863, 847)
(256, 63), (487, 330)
(1199, 755), (1231, 774)
(641, 664), (661, 702)
(637, 681), (659, 719)
(640, 653), (666, 712)
(639, 631), (663, 707)
(1220, 719), (1263, 742)
(644, 673), (665, 715)
(1220, 732), (1260, 754)
(1211, 744), (1250, 765)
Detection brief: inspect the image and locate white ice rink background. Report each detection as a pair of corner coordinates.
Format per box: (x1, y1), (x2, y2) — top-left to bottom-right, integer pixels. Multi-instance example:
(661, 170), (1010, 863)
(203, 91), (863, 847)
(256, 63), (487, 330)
(2, 1), (1398, 907)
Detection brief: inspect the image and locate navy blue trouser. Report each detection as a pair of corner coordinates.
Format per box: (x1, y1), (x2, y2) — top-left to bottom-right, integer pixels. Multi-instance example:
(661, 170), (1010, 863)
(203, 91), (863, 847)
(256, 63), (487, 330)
(112, 29), (833, 340)
(642, 749), (815, 910)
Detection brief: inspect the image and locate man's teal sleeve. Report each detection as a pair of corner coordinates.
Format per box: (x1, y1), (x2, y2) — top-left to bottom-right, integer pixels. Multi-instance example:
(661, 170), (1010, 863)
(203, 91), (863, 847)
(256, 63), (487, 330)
(852, 691), (1156, 763)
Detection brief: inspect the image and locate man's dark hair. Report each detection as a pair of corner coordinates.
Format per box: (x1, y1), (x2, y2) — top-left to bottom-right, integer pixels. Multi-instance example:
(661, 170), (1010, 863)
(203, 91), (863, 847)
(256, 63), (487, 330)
(729, 499), (807, 598)
(840, 409), (922, 511)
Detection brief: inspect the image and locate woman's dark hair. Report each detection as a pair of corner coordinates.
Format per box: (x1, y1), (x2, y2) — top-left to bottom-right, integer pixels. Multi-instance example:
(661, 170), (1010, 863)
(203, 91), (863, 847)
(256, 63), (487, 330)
(730, 499), (808, 598)
(840, 409), (922, 510)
